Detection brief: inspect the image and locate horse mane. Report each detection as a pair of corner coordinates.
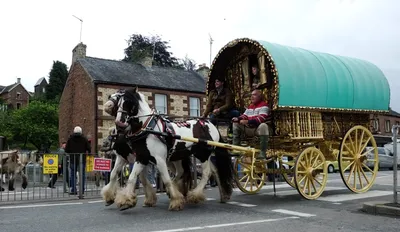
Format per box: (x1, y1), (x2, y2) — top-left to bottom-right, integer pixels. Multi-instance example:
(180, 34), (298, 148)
(124, 87), (141, 103)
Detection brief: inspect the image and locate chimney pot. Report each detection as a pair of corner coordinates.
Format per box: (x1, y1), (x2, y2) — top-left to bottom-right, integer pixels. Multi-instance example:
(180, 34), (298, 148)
(17, 78), (21, 84)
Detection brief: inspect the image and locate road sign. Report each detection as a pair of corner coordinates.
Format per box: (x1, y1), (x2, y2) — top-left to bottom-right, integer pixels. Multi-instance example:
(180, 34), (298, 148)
(93, 158), (112, 172)
(43, 154), (58, 174)
(86, 155), (94, 172)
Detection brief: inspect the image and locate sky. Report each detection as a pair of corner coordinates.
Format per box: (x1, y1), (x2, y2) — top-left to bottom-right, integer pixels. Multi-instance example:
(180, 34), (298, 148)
(0, 0), (399, 110)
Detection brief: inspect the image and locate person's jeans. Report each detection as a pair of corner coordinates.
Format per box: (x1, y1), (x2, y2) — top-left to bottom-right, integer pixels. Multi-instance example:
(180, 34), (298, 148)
(129, 163), (157, 186)
(69, 158), (86, 193)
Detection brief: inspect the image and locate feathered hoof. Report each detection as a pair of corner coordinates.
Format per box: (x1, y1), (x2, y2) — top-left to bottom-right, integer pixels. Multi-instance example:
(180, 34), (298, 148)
(168, 197), (185, 211)
(220, 195), (231, 203)
(186, 190), (206, 204)
(115, 189), (137, 210)
(101, 185), (116, 204)
(105, 200), (114, 206)
(22, 182), (28, 189)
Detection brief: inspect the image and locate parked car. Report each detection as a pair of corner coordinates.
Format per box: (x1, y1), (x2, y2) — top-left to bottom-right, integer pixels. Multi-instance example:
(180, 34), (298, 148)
(365, 146), (397, 170)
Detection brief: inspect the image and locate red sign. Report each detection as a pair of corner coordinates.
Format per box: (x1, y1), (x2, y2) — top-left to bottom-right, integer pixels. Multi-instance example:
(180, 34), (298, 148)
(93, 158), (112, 171)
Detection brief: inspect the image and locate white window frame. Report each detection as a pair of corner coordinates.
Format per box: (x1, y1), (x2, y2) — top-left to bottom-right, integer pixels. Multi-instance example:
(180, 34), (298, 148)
(154, 94), (167, 114)
(189, 97), (200, 117)
(385, 120), (391, 132)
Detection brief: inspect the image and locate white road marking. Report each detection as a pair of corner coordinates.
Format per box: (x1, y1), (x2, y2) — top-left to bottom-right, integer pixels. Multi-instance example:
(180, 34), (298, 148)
(0, 191), (33, 195)
(316, 190), (393, 202)
(149, 216), (299, 232)
(206, 198), (216, 201)
(332, 203), (342, 205)
(0, 202), (83, 209)
(226, 201), (257, 207)
(88, 200), (103, 204)
(272, 209), (316, 217)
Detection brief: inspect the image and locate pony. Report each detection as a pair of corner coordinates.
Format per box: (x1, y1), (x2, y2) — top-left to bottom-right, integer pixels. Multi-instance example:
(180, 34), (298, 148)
(0, 150), (30, 192)
(105, 86), (234, 211)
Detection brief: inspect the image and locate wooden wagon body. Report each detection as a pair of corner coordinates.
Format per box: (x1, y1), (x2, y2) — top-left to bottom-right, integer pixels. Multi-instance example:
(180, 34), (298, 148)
(206, 38), (391, 199)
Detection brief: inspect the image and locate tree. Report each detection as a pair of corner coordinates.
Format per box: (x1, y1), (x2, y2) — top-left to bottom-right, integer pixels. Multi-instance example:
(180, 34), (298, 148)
(180, 55), (197, 71)
(122, 34), (182, 68)
(0, 110), (14, 144)
(46, 61), (68, 102)
(12, 101), (58, 150)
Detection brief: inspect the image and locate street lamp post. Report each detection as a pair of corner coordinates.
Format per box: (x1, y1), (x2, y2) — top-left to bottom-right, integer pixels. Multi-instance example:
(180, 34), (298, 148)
(391, 125), (399, 204)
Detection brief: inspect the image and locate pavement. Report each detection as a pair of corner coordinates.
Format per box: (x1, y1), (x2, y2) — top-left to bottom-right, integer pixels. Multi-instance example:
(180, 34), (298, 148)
(0, 170), (399, 232)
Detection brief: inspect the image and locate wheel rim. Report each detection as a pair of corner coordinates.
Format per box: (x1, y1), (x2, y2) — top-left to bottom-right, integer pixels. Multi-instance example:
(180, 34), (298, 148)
(279, 155), (296, 188)
(339, 125), (378, 193)
(234, 156), (265, 194)
(294, 147), (328, 200)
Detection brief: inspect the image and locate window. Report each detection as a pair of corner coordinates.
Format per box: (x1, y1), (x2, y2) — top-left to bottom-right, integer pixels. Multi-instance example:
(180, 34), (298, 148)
(189, 97), (200, 117)
(42, 88), (46, 93)
(154, 94), (167, 114)
(16, 92), (21, 100)
(16, 103), (21, 109)
(385, 120), (391, 132)
(373, 119), (379, 131)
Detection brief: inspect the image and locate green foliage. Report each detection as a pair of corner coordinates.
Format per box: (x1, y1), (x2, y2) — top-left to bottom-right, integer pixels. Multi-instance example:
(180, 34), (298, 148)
(46, 61), (68, 102)
(12, 101), (59, 150)
(0, 110), (14, 144)
(123, 34), (183, 68)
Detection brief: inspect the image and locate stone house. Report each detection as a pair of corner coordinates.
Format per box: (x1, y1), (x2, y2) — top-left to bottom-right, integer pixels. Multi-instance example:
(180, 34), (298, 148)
(0, 78), (30, 110)
(34, 77), (48, 98)
(59, 43), (208, 153)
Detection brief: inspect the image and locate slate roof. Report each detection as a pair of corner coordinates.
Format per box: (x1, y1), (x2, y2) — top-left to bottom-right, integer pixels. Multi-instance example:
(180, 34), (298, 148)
(0, 85), (4, 93)
(35, 77), (47, 86)
(0, 84), (16, 94)
(77, 57), (206, 93)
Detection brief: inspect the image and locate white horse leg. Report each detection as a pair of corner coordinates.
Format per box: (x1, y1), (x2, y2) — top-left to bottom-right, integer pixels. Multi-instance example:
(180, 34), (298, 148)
(139, 165), (157, 207)
(115, 161), (144, 210)
(155, 157), (185, 211)
(101, 155), (126, 206)
(187, 160), (211, 204)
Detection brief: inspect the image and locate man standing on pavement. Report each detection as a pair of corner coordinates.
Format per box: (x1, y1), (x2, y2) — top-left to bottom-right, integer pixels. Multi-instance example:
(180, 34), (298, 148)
(65, 126), (91, 195)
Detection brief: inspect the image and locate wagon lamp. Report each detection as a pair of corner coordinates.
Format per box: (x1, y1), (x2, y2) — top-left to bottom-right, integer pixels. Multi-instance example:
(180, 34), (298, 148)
(391, 125), (399, 204)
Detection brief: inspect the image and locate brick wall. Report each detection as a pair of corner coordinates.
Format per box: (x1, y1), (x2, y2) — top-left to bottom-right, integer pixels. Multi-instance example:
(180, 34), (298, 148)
(59, 63), (96, 153)
(370, 113), (400, 136)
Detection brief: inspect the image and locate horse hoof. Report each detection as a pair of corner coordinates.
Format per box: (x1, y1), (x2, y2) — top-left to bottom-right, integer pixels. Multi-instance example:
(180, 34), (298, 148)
(105, 200), (114, 206)
(0, 187), (4, 192)
(119, 204), (133, 211)
(8, 188), (15, 191)
(22, 183), (28, 189)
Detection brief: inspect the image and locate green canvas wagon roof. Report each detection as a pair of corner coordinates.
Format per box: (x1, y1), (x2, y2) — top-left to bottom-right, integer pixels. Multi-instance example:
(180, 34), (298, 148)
(208, 38), (390, 113)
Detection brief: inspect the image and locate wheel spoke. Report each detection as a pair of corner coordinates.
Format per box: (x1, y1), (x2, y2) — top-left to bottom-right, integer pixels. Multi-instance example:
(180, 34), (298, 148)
(361, 162), (373, 173)
(360, 167), (370, 185)
(359, 137), (371, 155)
(358, 130), (365, 154)
(356, 164), (364, 189)
(312, 153), (320, 167)
(342, 160), (355, 172)
(346, 163), (356, 183)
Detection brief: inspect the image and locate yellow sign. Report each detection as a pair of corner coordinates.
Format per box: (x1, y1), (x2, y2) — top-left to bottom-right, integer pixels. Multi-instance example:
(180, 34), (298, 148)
(86, 155), (94, 172)
(43, 154), (58, 174)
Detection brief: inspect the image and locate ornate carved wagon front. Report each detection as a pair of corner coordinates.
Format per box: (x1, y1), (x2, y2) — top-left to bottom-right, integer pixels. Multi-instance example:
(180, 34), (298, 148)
(207, 38), (391, 199)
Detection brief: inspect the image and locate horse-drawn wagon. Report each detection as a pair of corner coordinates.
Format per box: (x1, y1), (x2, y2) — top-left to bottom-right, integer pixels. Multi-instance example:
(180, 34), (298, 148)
(207, 38), (391, 200)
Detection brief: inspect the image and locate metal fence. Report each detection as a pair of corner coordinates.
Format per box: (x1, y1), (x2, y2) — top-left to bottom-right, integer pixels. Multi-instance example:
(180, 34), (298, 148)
(0, 151), (207, 204)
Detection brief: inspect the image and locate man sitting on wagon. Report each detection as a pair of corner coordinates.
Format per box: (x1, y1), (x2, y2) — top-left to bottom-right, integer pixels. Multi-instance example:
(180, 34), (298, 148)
(202, 77), (240, 135)
(231, 89), (271, 160)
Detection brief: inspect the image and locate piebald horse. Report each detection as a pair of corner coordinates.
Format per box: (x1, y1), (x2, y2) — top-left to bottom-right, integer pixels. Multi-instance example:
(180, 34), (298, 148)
(103, 87), (234, 211)
(101, 90), (193, 210)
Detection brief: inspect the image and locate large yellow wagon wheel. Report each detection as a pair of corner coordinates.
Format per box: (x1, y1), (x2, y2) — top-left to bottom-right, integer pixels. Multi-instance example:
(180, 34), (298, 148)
(294, 147), (328, 200)
(234, 156), (266, 194)
(279, 155), (296, 188)
(339, 125), (379, 193)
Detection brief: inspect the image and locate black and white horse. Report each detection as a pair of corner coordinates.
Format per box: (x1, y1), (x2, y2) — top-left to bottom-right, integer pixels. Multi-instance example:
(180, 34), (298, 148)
(102, 87), (234, 211)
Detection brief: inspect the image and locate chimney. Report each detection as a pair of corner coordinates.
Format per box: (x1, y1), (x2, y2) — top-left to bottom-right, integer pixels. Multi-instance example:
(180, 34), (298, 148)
(196, 63), (210, 81)
(17, 78), (21, 84)
(72, 42), (87, 64)
(140, 56), (153, 68)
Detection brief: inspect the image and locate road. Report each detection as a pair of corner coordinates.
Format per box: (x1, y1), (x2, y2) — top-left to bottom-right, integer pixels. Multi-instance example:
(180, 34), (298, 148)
(0, 171), (399, 232)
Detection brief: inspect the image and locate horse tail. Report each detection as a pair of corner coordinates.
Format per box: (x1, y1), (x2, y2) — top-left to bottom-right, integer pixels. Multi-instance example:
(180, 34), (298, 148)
(214, 134), (234, 197)
(181, 155), (193, 196)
